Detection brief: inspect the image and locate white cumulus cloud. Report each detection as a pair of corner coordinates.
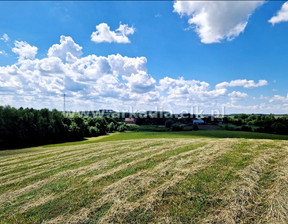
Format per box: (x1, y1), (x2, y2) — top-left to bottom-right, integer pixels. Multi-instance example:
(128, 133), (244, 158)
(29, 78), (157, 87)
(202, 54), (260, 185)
(173, 1), (263, 44)
(216, 79), (268, 89)
(0, 36), (276, 113)
(269, 94), (288, 102)
(0, 33), (9, 42)
(123, 71), (156, 94)
(228, 91), (248, 103)
(269, 2), (288, 25)
(12, 41), (38, 61)
(48, 35), (83, 61)
(91, 23), (135, 44)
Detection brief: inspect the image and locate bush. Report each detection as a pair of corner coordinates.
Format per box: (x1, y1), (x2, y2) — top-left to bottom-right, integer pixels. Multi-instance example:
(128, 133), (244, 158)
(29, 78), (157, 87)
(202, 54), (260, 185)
(272, 122), (287, 134)
(88, 126), (100, 137)
(127, 125), (139, 131)
(94, 117), (108, 135)
(107, 122), (116, 133)
(165, 119), (174, 128)
(68, 121), (83, 140)
(192, 124), (199, 131)
(171, 123), (184, 131)
(117, 124), (127, 132)
(240, 125), (252, 132)
(234, 119), (243, 126)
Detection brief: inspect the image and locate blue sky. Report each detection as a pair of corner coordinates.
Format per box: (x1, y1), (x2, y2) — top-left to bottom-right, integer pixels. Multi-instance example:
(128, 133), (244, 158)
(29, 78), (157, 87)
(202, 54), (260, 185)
(1, 1), (288, 114)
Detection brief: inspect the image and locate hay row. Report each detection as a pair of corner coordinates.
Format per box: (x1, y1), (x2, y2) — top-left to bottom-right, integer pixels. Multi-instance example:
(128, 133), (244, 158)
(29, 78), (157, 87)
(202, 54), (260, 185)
(0, 140), (188, 206)
(203, 145), (283, 223)
(0, 140), (155, 186)
(46, 140), (232, 223)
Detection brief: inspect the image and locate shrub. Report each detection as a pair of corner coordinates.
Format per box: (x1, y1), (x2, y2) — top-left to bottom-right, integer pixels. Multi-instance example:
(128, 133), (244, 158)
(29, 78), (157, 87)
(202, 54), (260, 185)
(192, 124), (199, 131)
(171, 123), (184, 131)
(127, 125), (139, 131)
(107, 122), (116, 133)
(272, 122), (287, 134)
(165, 119), (174, 128)
(117, 124), (127, 132)
(240, 125), (252, 132)
(88, 126), (100, 137)
(68, 121), (83, 140)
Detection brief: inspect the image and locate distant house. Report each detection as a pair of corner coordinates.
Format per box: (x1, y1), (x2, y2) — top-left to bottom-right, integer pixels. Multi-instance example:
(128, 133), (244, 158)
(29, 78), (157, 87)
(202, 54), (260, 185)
(214, 118), (223, 124)
(193, 119), (205, 125)
(125, 118), (136, 124)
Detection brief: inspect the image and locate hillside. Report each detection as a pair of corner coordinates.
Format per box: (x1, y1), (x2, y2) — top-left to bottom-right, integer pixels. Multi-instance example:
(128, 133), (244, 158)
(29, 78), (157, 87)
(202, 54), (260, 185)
(1, 133), (288, 223)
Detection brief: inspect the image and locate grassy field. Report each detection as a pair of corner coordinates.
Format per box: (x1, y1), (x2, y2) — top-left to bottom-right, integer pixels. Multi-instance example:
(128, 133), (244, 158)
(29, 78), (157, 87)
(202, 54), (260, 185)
(42, 130), (288, 149)
(1, 131), (288, 223)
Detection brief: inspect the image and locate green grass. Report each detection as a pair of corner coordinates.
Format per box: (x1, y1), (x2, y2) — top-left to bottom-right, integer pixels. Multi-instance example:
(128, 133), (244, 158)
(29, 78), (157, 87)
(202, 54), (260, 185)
(1, 142), (205, 223)
(38, 130), (288, 149)
(1, 130), (286, 152)
(1, 132), (288, 223)
(95, 130), (288, 141)
(150, 142), (272, 222)
(127, 124), (168, 132)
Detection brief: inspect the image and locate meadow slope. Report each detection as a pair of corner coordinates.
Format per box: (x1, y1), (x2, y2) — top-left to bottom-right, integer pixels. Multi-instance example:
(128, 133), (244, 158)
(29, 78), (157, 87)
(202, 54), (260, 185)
(1, 133), (288, 223)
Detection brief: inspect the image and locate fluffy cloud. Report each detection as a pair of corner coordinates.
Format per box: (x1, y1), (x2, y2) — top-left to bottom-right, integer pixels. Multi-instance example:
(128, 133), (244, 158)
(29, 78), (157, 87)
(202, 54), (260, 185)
(0, 36), (272, 113)
(0, 50), (7, 55)
(269, 94), (288, 102)
(216, 79), (268, 89)
(12, 41), (38, 61)
(48, 35), (83, 61)
(228, 91), (248, 103)
(158, 76), (226, 101)
(269, 2), (288, 25)
(123, 71), (156, 94)
(173, 1), (263, 43)
(91, 23), (135, 43)
(0, 33), (9, 42)
(228, 91), (248, 98)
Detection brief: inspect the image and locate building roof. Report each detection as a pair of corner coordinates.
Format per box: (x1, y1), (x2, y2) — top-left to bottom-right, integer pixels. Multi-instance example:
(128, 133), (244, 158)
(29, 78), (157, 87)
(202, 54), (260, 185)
(193, 119), (204, 123)
(125, 118), (136, 122)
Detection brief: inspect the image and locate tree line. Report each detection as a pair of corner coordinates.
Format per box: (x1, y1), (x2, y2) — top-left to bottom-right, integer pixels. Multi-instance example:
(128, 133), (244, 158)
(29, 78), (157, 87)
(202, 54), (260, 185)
(223, 114), (288, 135)
(0, 106), (127, 149)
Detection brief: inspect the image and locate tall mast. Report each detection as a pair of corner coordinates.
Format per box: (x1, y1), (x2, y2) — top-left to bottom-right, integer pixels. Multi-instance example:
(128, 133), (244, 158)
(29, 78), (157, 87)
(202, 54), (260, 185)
(63, 93), (66, 116)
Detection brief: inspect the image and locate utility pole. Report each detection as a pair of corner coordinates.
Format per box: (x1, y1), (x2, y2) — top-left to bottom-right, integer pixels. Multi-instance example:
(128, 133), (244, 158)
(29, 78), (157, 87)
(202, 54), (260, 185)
(63, 93), (66, 117)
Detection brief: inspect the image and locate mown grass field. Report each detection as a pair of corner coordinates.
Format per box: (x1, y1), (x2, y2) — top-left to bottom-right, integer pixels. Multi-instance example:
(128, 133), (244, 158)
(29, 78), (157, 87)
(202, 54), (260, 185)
(1, 131), (288, 223)
(43, 130), (288, 149)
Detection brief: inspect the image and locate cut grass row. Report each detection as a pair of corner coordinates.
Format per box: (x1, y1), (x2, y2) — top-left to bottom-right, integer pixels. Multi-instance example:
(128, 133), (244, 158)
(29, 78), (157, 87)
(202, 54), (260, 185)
(106, 141), (269, 223)
(0, 141), (171, 195)
(1, 130), (287, 155)
(1, 136), (288, 223)
(1, 140), (207, 223)
(43, 130), (288, 148)
(150, 142), (282, 223)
